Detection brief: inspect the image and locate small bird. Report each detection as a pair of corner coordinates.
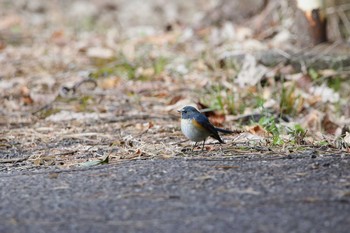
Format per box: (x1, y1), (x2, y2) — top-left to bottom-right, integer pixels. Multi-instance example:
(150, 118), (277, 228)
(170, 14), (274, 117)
(178, 106), (233, 150)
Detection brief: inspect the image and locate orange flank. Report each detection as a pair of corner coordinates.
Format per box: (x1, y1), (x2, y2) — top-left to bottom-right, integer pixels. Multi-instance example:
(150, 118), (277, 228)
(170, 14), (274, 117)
(192, 119), (206, 131)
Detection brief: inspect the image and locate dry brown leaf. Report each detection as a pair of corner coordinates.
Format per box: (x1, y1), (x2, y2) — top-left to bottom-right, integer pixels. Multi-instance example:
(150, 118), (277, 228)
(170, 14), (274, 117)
(136, 67), (154, 78)
(322, 114), (339, 135)
(247, 125), (267, 137)
(141, 33), (177, 45)
(50, 29), (67, 46)
(20, 86), (34, 105)
(319, 69), (338, 77)
(301, 110), (323, 132)
(0, 15), (22, 30)
(154, 91), (169, 98)
(168, 95), (183, 105)
(279, 64), (295, 75)
(98, 77), (121, 89)
(295, 74), (313, 91)
(208, 114), (226, 126)
(87, 47), (114, 59)
(197, 102), (226, 126)
(148, 121), (154, 129)
(0, 41), (6, 50)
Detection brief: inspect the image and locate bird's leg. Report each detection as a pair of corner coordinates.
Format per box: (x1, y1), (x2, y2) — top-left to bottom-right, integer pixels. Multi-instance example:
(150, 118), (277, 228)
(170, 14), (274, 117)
(192, 142), (197, 151)
(201, 139), (206, 151)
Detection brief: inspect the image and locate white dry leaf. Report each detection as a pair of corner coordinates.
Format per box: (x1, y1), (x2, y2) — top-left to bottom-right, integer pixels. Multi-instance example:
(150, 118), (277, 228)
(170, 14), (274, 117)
(87, 47), (114, 60)
(235, 54), (268, 87)
(220, 22), (236, 41)
(30, 93), (56, 105)
(46, 111), (100, 122)
(179, 28), (194, 42)
(233, 132), (266, 144)
(0, 77), (26, 91)
(242, 39), (267, 50)
(263, 98), (277, 109)
(235, 26), (253, 41)
(310, 83), (340, 103)
(174, 64), (188, 75)
(164, 99), (197, 112)
(343, 132), (350, 146)
(285, 73), (304, 81)
(121, 42), (136, 61)
(209, 22), (243, 44)
(269, 29), (292, 47)
(69, 1), (98, 19)
(126, 26), (156, 38)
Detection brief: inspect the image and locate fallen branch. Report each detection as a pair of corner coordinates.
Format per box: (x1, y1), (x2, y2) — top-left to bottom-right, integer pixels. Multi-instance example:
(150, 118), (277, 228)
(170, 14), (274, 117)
(0, 156), (30, 164)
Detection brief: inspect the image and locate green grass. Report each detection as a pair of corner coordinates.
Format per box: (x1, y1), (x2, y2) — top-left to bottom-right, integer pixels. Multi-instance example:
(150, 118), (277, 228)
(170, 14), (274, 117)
(287, 124), (307, 145)
(89, 53), (169, 81)
(202, 85), (246, 115)
(153, 57), (167, 75)
(327, 76), (342, 92)
(279, 82), (301, 116)
(258, 114), (283, 145)
(308, 68), (319, 80)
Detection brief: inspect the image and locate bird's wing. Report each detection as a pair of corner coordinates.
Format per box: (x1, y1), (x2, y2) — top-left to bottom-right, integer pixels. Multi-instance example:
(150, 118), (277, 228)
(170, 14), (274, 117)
(193, 114), (223, 143)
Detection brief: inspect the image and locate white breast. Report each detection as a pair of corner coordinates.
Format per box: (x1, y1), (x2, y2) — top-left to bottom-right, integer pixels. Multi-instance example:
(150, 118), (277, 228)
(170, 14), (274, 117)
(181, 119), (209, 142)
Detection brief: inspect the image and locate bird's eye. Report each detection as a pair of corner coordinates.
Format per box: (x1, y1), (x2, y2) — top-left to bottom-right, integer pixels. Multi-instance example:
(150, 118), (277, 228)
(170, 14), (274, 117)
(183, 111), (187, 113)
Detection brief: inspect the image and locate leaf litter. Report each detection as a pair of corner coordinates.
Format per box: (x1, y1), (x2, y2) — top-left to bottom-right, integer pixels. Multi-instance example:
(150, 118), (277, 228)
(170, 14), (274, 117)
(1, 0), (350, 172)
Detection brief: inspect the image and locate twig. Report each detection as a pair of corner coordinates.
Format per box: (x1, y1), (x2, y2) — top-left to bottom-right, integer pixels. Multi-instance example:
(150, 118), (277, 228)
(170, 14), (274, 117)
(170, 139), (189, 145)
(51, 150), (78, 156)
(0, 156), (30, 164)
(106, 114), (177, 123)
(327, 4), (350, 14)
(338, 10), (350, 35)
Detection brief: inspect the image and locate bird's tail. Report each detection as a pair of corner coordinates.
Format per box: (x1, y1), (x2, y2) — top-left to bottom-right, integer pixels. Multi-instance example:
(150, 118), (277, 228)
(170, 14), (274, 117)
(215, 127), (241, 134)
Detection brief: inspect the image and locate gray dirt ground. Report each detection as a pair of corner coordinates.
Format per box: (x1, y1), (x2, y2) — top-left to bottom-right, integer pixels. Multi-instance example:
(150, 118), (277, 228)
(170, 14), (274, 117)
(1, 153), (349, 233)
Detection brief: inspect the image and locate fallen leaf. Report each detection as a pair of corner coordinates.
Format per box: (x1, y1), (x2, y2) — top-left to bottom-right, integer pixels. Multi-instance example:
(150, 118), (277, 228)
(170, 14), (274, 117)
(197, 102), (226, 126)
(235, 54), (268, 87)
(142, 33), (177, 45)
(135, 149), (142, 155)
(98, 76), (121, 89)
(0, 41), (6, 50)
(148, 121), (154, 129)
(79, 154), (109, 167)
(295, 73), (313, 91)
(343, 132), (350, 146)
(248, 125), (267, 137)
(50, 29), (67, 46)
(167, 95), (183, 105)
(233, 132), (266, 144)
(322, 114), (339, 135)
(87, 47), (114, 59)
(0, 15), (22, 30)
(310, 83), (340, 103)
(301, 110), (324, 132)
(20, 86), (34, 105)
